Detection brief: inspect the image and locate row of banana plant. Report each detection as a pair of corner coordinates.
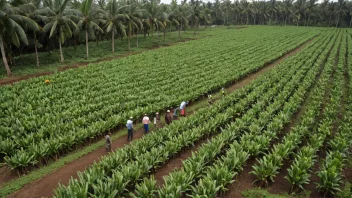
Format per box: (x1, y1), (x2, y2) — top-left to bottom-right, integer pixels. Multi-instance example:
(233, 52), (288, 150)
(131, 30), (335, 198)
(53, 49), (300, 197)
(0, 28), (319, 169)
(286, 31), (346, 194)
(250, 30), (340, 188)
(183, 29), (338, 197)
(52, 29), (328, 198)
(316, 31), (352, 196)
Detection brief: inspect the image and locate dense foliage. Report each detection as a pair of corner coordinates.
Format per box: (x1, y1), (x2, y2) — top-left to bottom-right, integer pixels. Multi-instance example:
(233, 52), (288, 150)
(0, 26), (317, 172)
(1, 0), (352, 76)
(53, 28), (349, 198)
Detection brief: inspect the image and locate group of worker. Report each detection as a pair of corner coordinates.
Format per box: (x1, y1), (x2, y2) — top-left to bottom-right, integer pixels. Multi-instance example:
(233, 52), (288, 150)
(105, 88), (227, 152)
(105, 101), (189, 152)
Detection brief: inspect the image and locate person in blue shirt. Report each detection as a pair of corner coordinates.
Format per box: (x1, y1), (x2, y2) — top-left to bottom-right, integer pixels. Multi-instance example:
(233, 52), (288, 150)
(126, 117), (134, 142)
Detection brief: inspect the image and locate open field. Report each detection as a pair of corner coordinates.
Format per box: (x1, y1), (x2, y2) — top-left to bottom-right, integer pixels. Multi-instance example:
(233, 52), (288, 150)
(0, 26), (351, 198)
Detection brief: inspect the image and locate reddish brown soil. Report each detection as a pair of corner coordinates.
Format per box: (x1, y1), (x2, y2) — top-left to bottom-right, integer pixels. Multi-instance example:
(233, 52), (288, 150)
(3, 38), (314, 198)
(220, 159), (257, 198)
(153, 139), (205, 187)
(0, 38), (195, 86)
(7, 127), (147, 198)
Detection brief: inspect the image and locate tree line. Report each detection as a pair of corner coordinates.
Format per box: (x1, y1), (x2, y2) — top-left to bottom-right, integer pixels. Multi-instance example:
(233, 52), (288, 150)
(1, 0), (352, 76)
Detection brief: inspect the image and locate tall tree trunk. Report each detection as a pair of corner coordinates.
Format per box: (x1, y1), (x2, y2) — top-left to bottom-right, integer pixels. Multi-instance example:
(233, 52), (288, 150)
(128, 22), (131, 51)
(246, 13), (249, 25)
(328, 16), (331, 27)
(193, 21), (196, 36)
(0, 37), (11, 76)
(284, 15), (287, 26)
(136, 29), (139, 48)
(307, 14), (310, 26)
(336, 14), (340, 28)
(350, 17), (352, 28)
(169, 24), (172, 40)
(157, 26), (160, 43)
(163, 27), (166, 42)
(179, 22), (181, 39)
(86, 29), (89, 59)
(34, 32), (40, 67)
(112, 31), (115, 53)
(59, 39), (64, 63)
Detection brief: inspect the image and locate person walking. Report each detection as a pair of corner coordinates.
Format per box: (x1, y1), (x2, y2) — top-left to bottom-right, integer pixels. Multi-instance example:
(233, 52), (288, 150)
(165, 110), (172, 125)
(173, 107), (179, 118)
(142, 114), (150, 134)
(208, 94), (213, 106)
(126, 117), (134, 142)
(154, 112), (161, 128)
(221, 88), (226, 97)
(180, 101), (188, 117)
(105, 132), (112, 152)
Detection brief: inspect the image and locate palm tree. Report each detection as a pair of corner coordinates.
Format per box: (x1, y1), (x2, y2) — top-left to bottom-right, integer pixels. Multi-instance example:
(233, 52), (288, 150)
(241, 0), (251, 25)
(120, 0), (145, 50)
(190, 0), (209, 36)
(335, 0), (347, 28)
(306, 0), (318, 26)
(0, 1), (38, 76)
(222, 0), (232, 26)
(18, 3), (53, 67)
(172, 0), (190, 39)
(282, 0), (293, 26)
(143, 0), (166, 42)
(42, 0), (78, 63)
(101, 0), (126, 53)
(69, 0), (103, 59)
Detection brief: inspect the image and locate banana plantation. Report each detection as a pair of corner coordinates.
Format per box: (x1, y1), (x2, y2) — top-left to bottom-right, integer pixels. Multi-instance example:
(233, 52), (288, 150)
(0, 0), (352, 198)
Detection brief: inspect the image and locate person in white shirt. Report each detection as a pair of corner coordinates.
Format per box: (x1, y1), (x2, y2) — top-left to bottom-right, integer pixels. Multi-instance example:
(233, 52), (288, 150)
(180, 101), (188, 117)
(126, 117), (133, 142)
(142, 114), (150, 134)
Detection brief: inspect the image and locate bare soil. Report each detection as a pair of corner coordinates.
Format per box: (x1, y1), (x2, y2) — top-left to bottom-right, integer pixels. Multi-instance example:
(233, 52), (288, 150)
(220, 159), (257, 198)
(153, 139), (205, 187)
(4, 38), (313, 198)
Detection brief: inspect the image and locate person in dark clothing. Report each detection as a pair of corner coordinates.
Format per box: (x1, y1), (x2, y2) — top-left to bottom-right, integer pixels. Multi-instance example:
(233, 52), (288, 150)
(105, 132), (112, 152)
(165, 110), (172, 125)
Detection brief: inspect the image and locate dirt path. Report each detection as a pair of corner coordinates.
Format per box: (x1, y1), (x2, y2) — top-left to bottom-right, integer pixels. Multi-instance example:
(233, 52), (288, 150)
(0, 38), (195, 86)
(6, 39), (313, 198)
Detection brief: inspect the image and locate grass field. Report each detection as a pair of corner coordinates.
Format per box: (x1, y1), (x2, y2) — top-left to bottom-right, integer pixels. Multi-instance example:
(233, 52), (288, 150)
(0, 26), (351, 198)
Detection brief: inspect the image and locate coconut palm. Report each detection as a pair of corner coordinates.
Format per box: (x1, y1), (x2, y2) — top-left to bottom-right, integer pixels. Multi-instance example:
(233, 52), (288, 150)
(306, 0), (318, 26)
(68, 0), (103, 59)
(143, 0), (166, 42)
(120, 0), (145, 50)
(282, 0), (293, 26)
(0, 1), (39, 76)
(190, 0), (210, 36)
(241, 0), (251, 25)
(335, 0), (347, 28)
(18, 2), (53, 67)
(101, 0), (126, 53)
(221, 0), (232, 26)
(42, 0), (78, 63)
(171, 0), (190, 39)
